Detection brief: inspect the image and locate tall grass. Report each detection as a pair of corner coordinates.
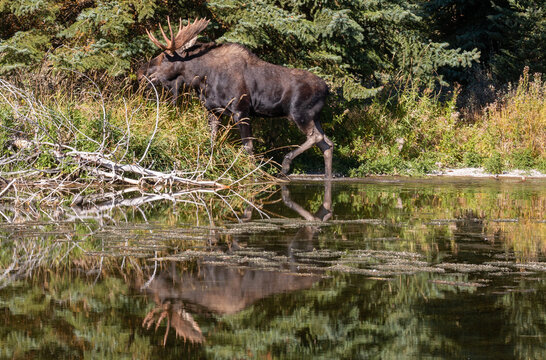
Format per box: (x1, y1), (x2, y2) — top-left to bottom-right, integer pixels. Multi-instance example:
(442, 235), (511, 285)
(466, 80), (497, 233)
(336, 83), (462, 176)
(2, 69), (543, 180)
(0, 73), (269, 184)
(336, 68), (546, 176)
(477, 68), (546, 170)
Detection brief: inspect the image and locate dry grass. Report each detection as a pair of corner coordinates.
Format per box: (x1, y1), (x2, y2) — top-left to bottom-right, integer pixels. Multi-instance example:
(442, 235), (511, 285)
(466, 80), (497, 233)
(480, 67), (546, 158)
(0, 72), (272, 187)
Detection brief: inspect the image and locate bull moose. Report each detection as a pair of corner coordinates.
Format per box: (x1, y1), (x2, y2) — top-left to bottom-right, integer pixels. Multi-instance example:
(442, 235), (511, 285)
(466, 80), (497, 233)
(137, 17), (333, 178)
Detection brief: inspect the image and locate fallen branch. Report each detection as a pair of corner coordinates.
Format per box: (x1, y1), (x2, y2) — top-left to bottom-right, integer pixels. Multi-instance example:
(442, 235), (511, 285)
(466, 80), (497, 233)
(71, 188), (216, 218)
(0, 76), (273, 202)
(0, 179), (16, 197)
(71, 151), (229, 189)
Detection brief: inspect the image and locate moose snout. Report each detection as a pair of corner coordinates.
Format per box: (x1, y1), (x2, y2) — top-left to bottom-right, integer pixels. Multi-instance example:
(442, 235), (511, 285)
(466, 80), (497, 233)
(137, 63), (161, 85)
(136, 70), (156, 89)
(136, 64), (148, 82)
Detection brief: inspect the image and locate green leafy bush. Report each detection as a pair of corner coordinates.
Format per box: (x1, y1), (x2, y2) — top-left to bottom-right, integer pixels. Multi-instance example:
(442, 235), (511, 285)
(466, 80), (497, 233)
(510, 148), (536, 170)
(337, 82), (461, 176)
(463, 151), (483, 167)
(484, 152), (504, 175)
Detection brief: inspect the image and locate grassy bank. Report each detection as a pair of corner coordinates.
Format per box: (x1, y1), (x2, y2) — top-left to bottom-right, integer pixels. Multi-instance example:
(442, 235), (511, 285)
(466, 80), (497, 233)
(1, 69), (544, 183)
(0, 74), (267, 190)
(246, 69), (545, 177)
(332, 68), (545, 176)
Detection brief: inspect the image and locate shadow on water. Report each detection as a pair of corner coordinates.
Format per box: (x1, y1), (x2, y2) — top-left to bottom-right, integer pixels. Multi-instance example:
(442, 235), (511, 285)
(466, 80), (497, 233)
(0, 178), (545, 358)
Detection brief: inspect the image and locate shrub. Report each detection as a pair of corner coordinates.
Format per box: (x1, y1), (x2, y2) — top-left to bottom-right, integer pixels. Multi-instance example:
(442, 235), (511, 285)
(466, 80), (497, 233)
(480, 69), (545, 158)
(336, 68), (545, 176)
(509, 148), (536, 170)
(337, 81), (461, 175)
(484, 152), (504, 174)
(471, 68), (546, 171)
(463, 150), (483, 167)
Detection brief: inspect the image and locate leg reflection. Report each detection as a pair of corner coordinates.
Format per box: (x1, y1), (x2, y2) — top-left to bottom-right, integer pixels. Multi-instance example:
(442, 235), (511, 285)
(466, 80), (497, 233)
(281, 181), (332, 222)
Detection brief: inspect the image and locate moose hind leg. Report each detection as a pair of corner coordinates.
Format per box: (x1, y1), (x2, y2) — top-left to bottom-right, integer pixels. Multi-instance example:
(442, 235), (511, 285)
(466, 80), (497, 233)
(282, 118), (333, 178)
(315, 121), (333, 178)
(281, 121), (326, 175)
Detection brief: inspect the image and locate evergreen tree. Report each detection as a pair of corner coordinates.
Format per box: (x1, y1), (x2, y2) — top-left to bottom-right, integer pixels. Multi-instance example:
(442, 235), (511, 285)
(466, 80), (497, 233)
(1, 0), (479, 97)
(422, 0), (505, 54)
(489, 0), (545, 81)
(423, 0), (544, 83)
(0, 0), (63, 73)
(0, 0), (203, 76)
(209, 0), (479, 100)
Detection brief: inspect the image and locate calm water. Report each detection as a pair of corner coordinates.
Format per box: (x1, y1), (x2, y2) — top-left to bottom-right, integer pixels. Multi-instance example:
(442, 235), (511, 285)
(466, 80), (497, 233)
(1, 178), (545, 359)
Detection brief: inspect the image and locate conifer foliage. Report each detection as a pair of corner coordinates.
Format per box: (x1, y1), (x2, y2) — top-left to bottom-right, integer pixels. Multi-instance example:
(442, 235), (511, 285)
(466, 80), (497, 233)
(0, 1), (542, 90)
(0, 0), (159, 75)
(209, 0), (480, 99)
(489, 0), (545, 81)
(423, 0), (545, 83)
(1, 0), (480, 95)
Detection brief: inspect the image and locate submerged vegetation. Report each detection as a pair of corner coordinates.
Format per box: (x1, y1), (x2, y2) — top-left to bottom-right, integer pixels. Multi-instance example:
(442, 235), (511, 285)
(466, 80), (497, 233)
(0, 180), (545, 358)
(1, 180), (545, 284)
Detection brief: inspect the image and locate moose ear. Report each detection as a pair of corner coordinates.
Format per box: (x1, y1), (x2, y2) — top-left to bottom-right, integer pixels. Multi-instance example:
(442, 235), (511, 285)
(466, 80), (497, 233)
(179, 36), (197, 51)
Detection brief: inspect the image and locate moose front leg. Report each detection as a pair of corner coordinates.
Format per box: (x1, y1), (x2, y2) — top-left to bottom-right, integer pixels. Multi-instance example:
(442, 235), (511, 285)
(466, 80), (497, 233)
(170, 79), (180, 105)
(281, 135), (316, 175)
(235, 115), (253, 155)
(207, 112), (220, 139)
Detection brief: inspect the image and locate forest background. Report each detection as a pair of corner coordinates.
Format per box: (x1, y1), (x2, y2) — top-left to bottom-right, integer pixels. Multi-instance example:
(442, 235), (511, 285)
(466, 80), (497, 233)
(0, 0), (545, 177)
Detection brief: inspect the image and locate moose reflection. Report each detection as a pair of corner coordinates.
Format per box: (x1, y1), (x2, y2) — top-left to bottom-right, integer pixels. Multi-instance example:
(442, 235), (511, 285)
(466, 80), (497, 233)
(281, 182), (332, 223)
(140, 263), (321, 345)
(138, 183), (332, 344)
(281, 182), (333, 257)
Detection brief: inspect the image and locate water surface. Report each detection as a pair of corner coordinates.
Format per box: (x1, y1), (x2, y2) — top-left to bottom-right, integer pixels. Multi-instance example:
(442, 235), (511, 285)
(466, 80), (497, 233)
(1, 178), (545, 359)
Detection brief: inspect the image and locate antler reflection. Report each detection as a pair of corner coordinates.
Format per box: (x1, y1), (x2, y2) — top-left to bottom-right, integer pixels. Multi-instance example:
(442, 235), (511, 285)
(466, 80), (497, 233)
(143, 300), (204, 345)
(141, 263), (320, 345)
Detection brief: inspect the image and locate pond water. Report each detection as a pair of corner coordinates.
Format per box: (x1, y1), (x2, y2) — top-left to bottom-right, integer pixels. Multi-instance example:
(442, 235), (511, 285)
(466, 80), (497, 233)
(0, 178), (545, 359)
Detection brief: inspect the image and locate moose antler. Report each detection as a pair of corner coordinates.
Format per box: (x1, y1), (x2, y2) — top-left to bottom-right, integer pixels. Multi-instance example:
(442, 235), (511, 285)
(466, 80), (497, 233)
(146, 17), (210, 54)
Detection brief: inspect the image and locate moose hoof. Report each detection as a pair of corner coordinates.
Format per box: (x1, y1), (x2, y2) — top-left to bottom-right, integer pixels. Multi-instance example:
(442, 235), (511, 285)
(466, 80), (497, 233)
(276, 171), (290, 180)
(281, 156), (293, 174)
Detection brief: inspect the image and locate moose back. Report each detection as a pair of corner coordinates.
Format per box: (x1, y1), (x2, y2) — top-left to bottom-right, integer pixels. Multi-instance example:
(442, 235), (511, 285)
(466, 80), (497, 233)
(137, 18), (333, 178)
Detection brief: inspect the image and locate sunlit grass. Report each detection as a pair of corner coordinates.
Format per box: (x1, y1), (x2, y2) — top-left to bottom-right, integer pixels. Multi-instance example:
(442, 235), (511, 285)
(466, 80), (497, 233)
(335, 69), (546, 176)
(0, 72), (270, 183)
(478, 67), (546, 169)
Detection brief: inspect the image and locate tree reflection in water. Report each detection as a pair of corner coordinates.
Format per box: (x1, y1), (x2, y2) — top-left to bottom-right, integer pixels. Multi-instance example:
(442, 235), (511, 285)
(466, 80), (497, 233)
(0, 179), (544, 358)
(139, 184), (329, 345)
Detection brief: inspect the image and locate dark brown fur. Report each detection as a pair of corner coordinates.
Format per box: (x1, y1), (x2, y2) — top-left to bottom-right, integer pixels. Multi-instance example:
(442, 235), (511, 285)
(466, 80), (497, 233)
(138, 42), (333, 177)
